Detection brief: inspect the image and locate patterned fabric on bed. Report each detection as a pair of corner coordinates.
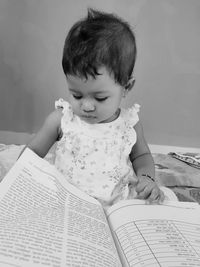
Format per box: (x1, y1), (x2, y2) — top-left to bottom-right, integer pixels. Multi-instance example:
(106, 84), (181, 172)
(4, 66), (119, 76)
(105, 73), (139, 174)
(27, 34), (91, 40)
(0, 144), (200, 203)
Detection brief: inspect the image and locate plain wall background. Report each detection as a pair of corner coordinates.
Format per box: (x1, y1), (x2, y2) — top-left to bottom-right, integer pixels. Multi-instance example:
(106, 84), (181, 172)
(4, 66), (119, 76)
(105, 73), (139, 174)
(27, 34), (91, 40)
(0, 0), (200, 148)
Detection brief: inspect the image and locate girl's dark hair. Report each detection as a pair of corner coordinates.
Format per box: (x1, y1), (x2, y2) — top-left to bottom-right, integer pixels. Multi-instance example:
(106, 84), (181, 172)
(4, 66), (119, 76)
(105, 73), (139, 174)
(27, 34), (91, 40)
(62, 8), (137, 89)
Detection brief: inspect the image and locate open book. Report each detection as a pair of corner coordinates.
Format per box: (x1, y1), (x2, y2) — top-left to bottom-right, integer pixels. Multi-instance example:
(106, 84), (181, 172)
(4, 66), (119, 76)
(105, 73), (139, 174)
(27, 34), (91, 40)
(0, 148), (200, 267)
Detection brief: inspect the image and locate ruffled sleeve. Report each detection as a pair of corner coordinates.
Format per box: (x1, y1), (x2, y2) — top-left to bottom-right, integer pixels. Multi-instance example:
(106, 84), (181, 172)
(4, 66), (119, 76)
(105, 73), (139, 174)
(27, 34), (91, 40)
(55, 98), (74, 131)
(121, 104), (140, 153)
(55, 98), (71, 114)
(126, 103), (140, 126)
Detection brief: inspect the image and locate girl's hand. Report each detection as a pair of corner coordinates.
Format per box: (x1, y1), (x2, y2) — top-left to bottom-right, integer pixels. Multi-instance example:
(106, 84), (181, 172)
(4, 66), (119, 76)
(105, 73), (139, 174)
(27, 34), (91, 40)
(135, 176), (165, 204)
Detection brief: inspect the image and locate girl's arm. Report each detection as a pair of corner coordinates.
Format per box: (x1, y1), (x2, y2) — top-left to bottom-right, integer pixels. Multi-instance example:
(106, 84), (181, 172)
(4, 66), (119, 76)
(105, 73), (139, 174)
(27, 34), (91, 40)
(130, 121), (164, 202)
(19, 109), (62, 158)
(130, 121), (155, 178)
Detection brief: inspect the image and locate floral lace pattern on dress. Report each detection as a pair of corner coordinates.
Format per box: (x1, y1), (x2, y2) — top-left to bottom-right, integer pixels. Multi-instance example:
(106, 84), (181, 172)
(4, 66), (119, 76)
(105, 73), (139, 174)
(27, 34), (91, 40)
(55, 99), (140, 204)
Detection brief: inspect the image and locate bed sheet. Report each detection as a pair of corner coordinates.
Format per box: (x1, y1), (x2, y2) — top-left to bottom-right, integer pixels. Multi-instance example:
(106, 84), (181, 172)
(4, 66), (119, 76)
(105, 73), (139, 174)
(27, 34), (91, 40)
(0, 143), (200, 203)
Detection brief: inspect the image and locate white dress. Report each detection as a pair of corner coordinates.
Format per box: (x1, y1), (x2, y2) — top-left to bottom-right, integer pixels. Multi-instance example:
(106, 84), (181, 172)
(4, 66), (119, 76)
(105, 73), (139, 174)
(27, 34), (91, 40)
(54, 99), (140, 204)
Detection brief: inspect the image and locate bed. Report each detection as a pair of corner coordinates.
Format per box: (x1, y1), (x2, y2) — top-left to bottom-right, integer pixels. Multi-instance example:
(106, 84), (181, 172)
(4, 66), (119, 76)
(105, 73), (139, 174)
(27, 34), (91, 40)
(0, 143), (200, 203)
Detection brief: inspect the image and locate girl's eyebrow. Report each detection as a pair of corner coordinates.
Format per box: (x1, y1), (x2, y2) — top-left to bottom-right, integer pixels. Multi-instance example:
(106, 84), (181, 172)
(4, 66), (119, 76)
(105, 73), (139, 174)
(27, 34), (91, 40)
(69, 88), (109, 95)
(69, 89), (81, 93)
(94, 91), (108, 95)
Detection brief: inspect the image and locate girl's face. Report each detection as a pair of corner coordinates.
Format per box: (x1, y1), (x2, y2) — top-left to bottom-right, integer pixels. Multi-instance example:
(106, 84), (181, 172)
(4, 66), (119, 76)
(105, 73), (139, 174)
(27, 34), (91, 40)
(66, 67), (124, 124)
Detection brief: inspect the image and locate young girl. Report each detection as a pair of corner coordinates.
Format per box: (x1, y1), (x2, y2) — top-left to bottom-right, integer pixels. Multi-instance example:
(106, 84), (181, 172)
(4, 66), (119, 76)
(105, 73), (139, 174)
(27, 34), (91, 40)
(22, 9), (174, 205)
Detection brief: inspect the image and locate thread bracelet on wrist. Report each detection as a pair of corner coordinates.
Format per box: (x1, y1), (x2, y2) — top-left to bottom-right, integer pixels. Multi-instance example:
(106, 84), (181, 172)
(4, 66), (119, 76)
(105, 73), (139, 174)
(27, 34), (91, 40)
(141, 174), (155, 182)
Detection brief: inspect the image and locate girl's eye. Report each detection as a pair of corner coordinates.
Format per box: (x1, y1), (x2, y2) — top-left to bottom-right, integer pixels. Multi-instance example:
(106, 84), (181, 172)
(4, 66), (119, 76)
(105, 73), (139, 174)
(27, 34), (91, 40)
(95, 97), (108, 102)
(73, 95), (82, 100)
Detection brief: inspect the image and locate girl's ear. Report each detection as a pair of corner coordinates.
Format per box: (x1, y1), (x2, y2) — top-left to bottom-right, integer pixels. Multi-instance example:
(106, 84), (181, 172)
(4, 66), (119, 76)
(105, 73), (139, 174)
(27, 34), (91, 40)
(124, 76), (135, 91)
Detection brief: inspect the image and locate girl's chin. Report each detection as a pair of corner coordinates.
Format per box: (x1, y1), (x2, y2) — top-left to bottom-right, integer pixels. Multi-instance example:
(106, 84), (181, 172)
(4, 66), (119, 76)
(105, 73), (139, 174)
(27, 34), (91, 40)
(80, 115), (99, 124)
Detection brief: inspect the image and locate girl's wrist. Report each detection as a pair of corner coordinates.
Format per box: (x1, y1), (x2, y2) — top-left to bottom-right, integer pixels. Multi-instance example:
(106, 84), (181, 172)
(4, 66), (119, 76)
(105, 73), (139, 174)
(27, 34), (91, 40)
(141, 174), (155, 182)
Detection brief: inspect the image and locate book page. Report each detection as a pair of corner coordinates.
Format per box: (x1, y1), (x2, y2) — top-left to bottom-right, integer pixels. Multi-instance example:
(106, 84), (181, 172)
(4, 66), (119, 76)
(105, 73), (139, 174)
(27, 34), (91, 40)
(106, 199), (200, 267)
(0, 148), (121, 267)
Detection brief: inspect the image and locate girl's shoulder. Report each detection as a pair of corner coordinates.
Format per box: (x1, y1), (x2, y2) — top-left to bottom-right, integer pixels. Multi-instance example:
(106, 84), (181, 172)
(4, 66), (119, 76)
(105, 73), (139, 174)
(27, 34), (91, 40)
(44, 109), (62, 133)
(42, 109), (63, 142)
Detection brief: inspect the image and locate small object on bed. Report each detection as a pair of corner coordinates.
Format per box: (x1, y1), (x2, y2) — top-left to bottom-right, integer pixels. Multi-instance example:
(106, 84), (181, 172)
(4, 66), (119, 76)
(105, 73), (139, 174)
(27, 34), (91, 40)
(169, 152), (200, 169)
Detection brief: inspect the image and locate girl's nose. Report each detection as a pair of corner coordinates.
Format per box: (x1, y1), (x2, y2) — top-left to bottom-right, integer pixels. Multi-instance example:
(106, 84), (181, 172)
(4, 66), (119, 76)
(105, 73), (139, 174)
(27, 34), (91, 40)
(82, 99), (96, 112)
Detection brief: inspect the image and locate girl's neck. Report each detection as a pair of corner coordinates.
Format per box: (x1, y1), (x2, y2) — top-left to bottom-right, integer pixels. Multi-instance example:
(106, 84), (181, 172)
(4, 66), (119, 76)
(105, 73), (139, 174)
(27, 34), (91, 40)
(100, 108), (121, 124)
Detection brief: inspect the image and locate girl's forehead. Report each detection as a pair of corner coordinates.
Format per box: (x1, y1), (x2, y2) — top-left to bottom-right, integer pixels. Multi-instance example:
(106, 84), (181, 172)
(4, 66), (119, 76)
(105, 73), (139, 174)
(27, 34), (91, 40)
(67, 68), (118, 93)
(67, 67), (111, 82)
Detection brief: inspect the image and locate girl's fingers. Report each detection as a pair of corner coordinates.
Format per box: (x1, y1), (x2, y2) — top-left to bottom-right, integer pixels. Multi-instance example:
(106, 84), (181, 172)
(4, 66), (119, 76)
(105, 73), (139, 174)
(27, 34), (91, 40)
(137, 186), (151, 199)
(135, 180), (147, 192)
(147, 188), (165, 204)
(147, 188), (160, 203)
(158, 190), (165, 203)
